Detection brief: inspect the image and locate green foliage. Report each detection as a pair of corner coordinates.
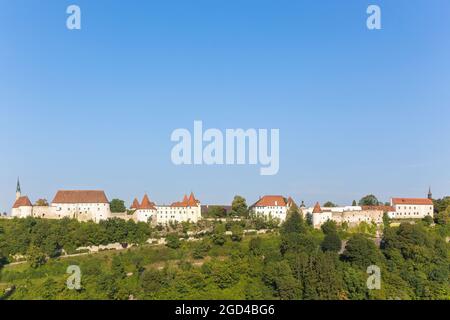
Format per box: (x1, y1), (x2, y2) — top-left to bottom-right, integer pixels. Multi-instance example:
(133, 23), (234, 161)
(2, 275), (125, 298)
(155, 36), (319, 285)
(436, 206), (449, 225)
(110, 199), (126, 213)
(230, 196), (248, 217)
(165, 234), (181, 249)
(230, 224), (243, 242)
(192, 240), (211, 259)
(321, 233), (342, 252)
(1, 216), (449, 301)
(358, 194), (380, 206)
(323, 201), (337, 208)
(382, 212), (391, 228)
(281, 208), (306, 235)
(341, 234), (381, 269)
(27, 245), (47, 269)
(207, 206), (227, 218)
(422, 215), (434, 226)
(321, 220), (338, 235)
(248, 237), (263, 256)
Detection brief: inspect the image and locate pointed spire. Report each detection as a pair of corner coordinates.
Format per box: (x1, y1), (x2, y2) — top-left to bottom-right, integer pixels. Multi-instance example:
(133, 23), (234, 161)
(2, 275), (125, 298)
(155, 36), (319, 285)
(131, 198), (140, 209)
(428, 187), (433, 200)
(15, 177), (21, 200)
(312, 202), (322, 214)
(140, 194), (156, 210)
(188, 192), (197, 206)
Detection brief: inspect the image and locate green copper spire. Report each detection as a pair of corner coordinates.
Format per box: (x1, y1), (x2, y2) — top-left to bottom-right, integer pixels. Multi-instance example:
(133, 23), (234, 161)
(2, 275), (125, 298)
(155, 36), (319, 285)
(16, 177), (21, 193)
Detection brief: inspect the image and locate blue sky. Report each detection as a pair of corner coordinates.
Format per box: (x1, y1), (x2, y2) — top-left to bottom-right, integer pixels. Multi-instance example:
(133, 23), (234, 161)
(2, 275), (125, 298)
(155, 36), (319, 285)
(1, 0), (449, 212)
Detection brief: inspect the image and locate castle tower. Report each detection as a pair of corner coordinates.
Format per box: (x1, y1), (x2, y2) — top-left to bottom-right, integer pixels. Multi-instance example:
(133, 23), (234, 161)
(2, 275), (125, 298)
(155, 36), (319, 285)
(16, 177), (21, 200)
(428, 187), (432, 200)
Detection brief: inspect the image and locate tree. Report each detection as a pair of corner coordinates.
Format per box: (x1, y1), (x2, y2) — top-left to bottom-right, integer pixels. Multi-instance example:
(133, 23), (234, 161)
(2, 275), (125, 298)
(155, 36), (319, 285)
(352, 200), (357, 206)
(281, 207), (306, 235)
(341, 234), (380, 269)
(27, 245), (47, 268)
(34, 199), (49, 206)
(422, 215), (434, 226)
(110, 199), (126, 213)
(382, 212), (391, 228)
(166, 234), (181, 249)
(433, 196), (450, 214)
(358, 195), (380, 206)
(249, 237), (263, 256)
(321, 233), (342, 252)
(192, 240), (211, 259)
(321, 220), (337, 235)
(230, 196), (248, 217)
(208, 206), (227, 218)
(436, 206), (449, 225)
(140, 269), (163, 293)
(323, 201), (337, 208)
(212, 234), (226, 246)
(111, 255), (126, 279)
(230, 224), (243, 242)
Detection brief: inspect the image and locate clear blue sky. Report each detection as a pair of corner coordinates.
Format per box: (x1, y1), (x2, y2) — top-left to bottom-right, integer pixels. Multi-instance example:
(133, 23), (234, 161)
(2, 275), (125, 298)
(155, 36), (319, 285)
(1, 0), (449, 212)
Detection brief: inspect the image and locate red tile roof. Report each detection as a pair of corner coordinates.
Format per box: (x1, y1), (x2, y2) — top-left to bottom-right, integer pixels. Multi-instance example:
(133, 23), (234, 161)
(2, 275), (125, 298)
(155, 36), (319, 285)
(312, 202), (322, 213)
(139, 194), (156, 210)
(171, 193), (200, 207)
(253, 195), (287, 207)
(52, 190), (109, 204)
(362, 205), (395, 212)
(131, 198), (140, 209)
(392, 198), (433, 206)
(13, 196), (32, 208)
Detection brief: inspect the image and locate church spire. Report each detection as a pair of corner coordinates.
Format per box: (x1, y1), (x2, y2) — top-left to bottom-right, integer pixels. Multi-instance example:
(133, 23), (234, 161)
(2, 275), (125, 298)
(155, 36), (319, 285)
(16, 177), (21, 200)
(428, 186), (432, 200)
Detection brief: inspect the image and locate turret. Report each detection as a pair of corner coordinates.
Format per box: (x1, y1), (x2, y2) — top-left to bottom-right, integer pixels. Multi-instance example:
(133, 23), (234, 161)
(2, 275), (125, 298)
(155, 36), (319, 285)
(16, 177), (21, 200)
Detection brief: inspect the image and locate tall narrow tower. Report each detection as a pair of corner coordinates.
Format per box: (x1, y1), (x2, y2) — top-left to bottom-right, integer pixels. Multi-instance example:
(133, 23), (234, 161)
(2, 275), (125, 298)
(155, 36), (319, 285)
(428, 187), (433, 200)
(16, 177), (21, 200)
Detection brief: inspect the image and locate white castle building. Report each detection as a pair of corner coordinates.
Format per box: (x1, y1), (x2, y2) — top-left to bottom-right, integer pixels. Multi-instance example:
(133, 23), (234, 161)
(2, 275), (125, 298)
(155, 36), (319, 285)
(249, 195), (296, 222)
(11, 180), (111, 223)
(308, 202), (391, 228)
(131, 193), (202, 225)
(307, 192), (433, 228)
(389, 198), (434, 219)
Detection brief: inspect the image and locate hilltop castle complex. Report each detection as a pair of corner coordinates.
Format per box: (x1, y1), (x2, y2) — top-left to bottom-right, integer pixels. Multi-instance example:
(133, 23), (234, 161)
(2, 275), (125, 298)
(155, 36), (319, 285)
(10, 179), (434, 227)
(11, 179), (202, 225)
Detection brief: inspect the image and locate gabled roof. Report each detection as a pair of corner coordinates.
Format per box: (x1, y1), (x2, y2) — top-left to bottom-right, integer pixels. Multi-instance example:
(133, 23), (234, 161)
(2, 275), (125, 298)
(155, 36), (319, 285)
(287, 197), (296, 207)
(312, 202), (322, 214)
(253, 195), (287, 207)
(13, 196), (32, 208)
(131, 198), (140, 209)
(139, 194), (156, 210)
(52, 190), (109, 204)
(171, 193), (200, 207)
(362, 205), (396, 212)
(392, 198), (433, 206)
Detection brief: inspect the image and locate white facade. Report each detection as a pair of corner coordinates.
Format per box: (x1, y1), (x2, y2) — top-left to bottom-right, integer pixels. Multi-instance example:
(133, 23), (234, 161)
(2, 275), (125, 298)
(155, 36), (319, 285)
(133, 193), (202, 225)
(250, 196), (294, 222)
(11, 205), (33, 218)
(156, 205), (202, 224)
(390, 198), (433, 219)
(252, 205), (288, 221)
(50, 202), (111, 223)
